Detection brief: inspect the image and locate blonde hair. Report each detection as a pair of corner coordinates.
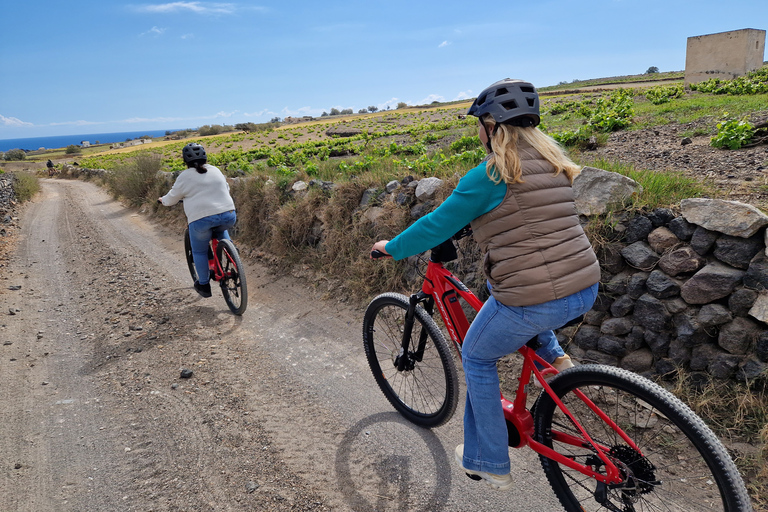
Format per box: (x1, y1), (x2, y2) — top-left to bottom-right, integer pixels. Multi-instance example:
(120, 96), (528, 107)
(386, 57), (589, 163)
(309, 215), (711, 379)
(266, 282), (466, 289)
(482, 115), (581, 185)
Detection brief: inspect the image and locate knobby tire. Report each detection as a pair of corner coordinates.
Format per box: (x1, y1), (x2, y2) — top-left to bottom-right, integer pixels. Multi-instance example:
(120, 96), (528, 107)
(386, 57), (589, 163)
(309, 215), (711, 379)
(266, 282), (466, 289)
(533, 365), (753, 512)
(363, 293), (459, 428)
(216, 238), (247, 315)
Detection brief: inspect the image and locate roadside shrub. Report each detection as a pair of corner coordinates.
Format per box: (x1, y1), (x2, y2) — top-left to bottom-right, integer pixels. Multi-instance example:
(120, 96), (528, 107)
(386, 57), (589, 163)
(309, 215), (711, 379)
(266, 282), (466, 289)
(3, 148), (26, 161)
(690, 66), (768, 95)
(65, 145), (82, 154)
(107, 152), (164, 206)
(11, 171), (40, 202)
(588, 89), (634, 132)
(711, 117), (755, 149)
(645, 84), (685, 105)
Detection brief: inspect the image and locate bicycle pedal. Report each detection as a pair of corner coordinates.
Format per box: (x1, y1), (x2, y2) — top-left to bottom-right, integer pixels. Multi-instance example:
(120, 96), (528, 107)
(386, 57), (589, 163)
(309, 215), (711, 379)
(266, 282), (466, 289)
(465, 473), (482, 481)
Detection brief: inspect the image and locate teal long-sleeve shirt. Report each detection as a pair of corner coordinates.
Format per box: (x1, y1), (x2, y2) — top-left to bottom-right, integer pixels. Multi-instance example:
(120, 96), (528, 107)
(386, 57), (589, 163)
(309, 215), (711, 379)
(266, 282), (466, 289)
(385, 161), (507, 260)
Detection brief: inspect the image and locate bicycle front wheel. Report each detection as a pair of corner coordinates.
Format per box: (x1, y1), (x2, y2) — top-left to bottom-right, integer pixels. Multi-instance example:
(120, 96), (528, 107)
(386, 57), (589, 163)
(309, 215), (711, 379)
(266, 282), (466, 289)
(533, 365), (752, 511)
(216, 239), (247, 315)
(363, 293), (459, 428)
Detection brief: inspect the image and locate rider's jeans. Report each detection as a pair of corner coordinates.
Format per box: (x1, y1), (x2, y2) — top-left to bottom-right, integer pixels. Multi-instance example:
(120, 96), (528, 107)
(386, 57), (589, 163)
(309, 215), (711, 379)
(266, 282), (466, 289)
(459, 282), (598, 475)
(188, 210), (237, 285)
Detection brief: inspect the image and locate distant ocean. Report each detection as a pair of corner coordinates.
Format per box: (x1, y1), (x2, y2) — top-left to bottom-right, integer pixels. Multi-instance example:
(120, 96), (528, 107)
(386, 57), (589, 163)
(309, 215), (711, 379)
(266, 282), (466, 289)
(0, 129), (183, 153)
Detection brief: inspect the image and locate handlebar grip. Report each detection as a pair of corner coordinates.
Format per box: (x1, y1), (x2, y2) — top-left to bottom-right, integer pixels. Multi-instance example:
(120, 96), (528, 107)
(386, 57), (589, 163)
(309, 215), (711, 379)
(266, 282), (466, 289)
(371, 250), (389, 259)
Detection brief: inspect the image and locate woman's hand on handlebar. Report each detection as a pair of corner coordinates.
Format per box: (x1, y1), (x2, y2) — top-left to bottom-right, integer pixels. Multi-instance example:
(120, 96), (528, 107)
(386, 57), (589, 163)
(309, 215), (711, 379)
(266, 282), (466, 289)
(371, 240), (392, 259)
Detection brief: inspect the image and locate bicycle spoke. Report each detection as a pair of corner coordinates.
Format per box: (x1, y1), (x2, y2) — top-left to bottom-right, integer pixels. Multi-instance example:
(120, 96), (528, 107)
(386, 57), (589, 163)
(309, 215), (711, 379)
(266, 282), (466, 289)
(534, 366), (750, 511)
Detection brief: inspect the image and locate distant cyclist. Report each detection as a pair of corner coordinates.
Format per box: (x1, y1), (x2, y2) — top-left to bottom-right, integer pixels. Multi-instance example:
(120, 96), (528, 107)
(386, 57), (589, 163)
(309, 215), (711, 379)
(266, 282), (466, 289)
(46, 159), (55, 176)
(158, 143), (236, 298)
(371, 79), (600, 490)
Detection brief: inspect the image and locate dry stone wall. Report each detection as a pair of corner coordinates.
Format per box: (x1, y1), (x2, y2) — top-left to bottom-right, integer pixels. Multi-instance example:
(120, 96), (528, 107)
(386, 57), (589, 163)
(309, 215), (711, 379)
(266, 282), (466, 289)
(570, 199), (768, 384)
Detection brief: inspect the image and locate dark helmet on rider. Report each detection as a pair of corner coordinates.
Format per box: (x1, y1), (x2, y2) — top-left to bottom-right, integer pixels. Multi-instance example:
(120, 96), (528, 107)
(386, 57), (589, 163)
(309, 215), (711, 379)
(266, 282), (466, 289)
(467, 79), (540, 128)
(182, 143), (207, 164)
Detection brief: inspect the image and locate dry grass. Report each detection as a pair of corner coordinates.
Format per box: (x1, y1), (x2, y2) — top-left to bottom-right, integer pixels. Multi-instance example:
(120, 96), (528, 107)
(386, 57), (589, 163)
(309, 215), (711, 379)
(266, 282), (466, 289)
(669, 371), (768, 508)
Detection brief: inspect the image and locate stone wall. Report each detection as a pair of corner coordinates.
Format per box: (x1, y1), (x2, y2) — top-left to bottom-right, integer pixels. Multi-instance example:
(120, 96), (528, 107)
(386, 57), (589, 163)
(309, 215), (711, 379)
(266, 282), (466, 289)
(568, 198), (768, 384)
(0, 173), (18, 238)
(685, 28), (766, 85)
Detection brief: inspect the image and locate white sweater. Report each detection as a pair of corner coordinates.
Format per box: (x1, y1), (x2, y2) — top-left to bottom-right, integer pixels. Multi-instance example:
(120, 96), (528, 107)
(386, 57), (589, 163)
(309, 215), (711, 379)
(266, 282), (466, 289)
(160, 164), (236, 223)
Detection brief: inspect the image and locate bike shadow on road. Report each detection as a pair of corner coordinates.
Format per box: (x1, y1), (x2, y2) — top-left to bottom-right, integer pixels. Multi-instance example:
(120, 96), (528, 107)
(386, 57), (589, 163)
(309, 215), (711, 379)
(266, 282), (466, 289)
(335, 411), (452, 512)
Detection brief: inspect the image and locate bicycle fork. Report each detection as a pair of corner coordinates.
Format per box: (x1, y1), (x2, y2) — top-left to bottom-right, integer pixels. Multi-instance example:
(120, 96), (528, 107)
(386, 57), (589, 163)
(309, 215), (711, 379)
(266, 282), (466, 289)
(396, 292), (430, 371)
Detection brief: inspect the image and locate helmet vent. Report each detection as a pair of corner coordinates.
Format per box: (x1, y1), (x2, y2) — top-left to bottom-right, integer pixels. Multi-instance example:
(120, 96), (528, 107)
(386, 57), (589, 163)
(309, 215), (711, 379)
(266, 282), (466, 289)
(520, 86), (535, 93)
(495, 87), (509, 97)
(526, 98), (536, 107)
(501, 100), (518, 111)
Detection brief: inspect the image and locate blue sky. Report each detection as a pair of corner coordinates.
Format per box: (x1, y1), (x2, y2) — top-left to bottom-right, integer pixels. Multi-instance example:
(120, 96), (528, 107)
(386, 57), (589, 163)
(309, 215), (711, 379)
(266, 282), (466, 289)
(1, 1), (766, 139)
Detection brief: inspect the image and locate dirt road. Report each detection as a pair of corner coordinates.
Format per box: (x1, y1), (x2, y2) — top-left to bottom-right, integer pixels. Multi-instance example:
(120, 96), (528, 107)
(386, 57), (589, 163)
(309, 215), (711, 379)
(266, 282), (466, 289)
(0, 179), (561, 511)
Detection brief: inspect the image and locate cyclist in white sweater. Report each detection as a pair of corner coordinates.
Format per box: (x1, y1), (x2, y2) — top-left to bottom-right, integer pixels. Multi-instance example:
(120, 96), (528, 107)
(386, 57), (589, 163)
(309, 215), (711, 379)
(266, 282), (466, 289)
(159, 143), (236, 298)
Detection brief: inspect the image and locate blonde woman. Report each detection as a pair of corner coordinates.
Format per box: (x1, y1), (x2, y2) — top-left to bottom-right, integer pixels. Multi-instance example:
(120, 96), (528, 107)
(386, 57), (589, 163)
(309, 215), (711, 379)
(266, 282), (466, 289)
(371, 79), (600, 490)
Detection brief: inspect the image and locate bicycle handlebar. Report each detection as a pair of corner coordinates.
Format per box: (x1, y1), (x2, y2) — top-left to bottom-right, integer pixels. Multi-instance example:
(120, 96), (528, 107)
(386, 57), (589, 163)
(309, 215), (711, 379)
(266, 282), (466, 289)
(371, 250), (390, 259)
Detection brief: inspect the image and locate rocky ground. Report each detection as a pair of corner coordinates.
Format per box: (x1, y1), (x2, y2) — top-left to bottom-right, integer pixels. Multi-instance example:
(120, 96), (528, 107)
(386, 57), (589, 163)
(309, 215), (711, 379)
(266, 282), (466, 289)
(589, 113), (768, 210)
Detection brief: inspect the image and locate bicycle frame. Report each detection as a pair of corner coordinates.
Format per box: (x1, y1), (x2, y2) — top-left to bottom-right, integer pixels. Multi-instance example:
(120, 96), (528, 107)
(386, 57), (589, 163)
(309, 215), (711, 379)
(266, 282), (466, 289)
(209, 238), (223, 282)
(411, 246), (634, 486)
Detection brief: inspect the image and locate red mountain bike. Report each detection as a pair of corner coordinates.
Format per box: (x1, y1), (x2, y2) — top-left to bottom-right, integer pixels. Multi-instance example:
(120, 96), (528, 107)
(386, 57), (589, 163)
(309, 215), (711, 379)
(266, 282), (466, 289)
(365, 227), (752, 511)
(184, 228), (247, 315)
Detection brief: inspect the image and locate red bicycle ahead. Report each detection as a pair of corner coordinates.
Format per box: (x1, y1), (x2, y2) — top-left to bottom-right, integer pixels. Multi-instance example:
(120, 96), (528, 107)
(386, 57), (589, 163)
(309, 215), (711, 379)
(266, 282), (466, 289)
(184, 228), (247, 315)
(365, 227), (752, 511)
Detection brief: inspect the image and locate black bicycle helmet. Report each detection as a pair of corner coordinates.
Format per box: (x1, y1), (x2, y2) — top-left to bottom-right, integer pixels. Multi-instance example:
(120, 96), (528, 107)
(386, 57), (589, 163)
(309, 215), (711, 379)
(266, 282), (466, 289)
(467, 79), (540, 127)
(182, 143), (207, 164)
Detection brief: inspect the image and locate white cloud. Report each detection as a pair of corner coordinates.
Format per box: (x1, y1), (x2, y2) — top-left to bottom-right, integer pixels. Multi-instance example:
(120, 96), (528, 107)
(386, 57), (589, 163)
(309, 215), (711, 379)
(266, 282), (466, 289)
(133, 2), (238, 15)
(378, 97), (400, 110)
(0, 114), (33, 127)
(454, 90), (473, 100)
(181, 33), (194, 39)
(140, 26), (166, 37)
(438, 40), (450, 48)
(49, 119), (102, 127)
(242, 109), (269, 117)
(420, 94), (445, 104)
(214, 110), (239, 118)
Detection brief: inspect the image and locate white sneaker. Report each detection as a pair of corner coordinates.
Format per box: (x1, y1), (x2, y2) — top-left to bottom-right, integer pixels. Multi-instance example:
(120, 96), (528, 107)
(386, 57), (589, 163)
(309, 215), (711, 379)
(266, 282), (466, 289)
(534, 355), (574, 388)
(455, 445), (513, 491)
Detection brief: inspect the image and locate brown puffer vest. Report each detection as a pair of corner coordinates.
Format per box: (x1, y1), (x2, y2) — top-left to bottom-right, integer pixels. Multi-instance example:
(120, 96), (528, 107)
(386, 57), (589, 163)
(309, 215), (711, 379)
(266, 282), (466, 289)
(470, 143), (600, 307)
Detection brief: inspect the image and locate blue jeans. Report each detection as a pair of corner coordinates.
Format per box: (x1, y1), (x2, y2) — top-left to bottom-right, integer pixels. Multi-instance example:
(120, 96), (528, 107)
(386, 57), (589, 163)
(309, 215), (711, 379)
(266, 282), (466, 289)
(460, 282), (598, 474)
(188, 211), (237, 285)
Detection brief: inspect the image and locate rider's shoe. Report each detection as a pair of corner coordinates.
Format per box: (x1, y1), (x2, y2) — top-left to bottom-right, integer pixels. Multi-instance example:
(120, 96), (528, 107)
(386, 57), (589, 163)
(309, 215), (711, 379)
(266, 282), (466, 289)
(455, 445), (513, 491)
(534, 354), (574, 388)
(194, 281), (212, 298)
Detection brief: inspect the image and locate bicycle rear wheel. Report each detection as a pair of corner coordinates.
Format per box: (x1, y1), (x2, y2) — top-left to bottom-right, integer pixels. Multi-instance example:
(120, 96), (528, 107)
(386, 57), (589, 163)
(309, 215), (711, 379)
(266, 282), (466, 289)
(363, 293), (459, 428)
(533, 365), (752, 511)
(216, 238), (247, 315)
(183, 228), (198, 282)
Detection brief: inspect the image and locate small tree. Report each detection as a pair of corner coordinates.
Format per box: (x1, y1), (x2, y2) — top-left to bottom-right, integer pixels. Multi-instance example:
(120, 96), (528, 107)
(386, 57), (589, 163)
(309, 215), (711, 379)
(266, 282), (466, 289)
(330, 108), (341, 116)
(358, 108), (367, 114)
(646, 66), (659, 74)
(3, 148), (26, 161)
(321, 111), (329, 117)
(397, 102), (408, 109)
(340, 108), (353, 115)
(367, 106), (378, 113)
(270, 117), (281, 123)
(65, 145), (82, 155)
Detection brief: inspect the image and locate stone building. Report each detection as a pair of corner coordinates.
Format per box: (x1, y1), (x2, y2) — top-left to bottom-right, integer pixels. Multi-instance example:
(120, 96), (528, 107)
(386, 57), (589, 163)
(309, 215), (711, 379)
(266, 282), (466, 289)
(685, 28), (766, 86)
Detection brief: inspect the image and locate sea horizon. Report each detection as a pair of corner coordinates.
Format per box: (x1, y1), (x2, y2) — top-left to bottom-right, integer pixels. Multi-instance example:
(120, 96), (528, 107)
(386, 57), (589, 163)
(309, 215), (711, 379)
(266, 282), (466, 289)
(0, 129), (185, 153)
